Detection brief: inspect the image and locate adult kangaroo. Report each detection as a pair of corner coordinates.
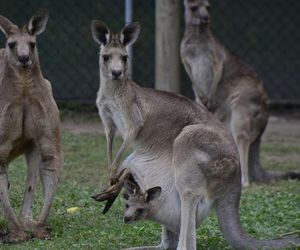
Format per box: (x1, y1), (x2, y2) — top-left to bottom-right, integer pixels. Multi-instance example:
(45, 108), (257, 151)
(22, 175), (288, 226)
(122, 172), (300, 250)
(90, 21), (300, 250)
(180, 0), (300, 186)
(0, 10), (62, 242)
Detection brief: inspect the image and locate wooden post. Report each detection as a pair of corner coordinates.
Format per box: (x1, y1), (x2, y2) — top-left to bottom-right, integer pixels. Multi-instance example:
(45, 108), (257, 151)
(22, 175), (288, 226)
(155, 0), (181, 93)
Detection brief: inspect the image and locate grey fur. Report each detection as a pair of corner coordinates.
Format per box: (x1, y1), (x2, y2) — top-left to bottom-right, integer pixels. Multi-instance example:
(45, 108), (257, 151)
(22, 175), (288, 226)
(123, 166), (300, 249)
(91, 21), (300, 250)
(180, 0), (300, 186)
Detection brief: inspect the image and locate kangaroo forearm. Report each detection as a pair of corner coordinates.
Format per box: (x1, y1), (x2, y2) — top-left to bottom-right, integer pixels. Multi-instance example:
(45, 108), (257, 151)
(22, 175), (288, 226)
(196, 77), (218, 102)
(106, 133), (114, 166)
(110, 124), (142, 176)
(111, 141), (127, 173)
(102, 116), (116, 166)
(207, 81), (218, 104)
(208, 58), (223, 101)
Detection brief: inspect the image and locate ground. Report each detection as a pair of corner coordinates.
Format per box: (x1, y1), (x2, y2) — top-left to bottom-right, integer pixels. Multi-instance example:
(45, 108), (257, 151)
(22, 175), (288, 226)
(0, 112), (299, 249)
(62, 112), (300, 173)
(62, 112), (300, 139)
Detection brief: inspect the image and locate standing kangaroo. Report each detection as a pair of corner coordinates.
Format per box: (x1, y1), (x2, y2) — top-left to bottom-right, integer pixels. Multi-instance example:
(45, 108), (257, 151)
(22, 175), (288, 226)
(90, 21), (300, 250)
(180, 0), (300, 186)
(0, 10), (62, 242)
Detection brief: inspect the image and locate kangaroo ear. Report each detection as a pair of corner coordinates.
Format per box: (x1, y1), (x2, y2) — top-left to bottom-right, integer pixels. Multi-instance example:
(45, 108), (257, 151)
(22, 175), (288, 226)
(124, 174), (140, 196)
(146, 186), (161, 203)
(120, 22), (140, 46)
(27, 9), (49, 36)
(0, 15), (18, 37)
(91, 20), (110, 45)
(123, 192), (129, 200)
(124, 180), (138, 196)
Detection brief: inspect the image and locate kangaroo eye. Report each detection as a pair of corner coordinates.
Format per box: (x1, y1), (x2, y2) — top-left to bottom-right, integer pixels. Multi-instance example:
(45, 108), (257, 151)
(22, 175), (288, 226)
(190, 6), (198, 12)
(125, 204), (129, 209)
(136, 208), (144, 213)
(102, 55), (110, 62)
(8, 42), (16, 49)
(122, 55), (128, 63)
(30, 42), (36, 49)
(207, 6), (210, 11)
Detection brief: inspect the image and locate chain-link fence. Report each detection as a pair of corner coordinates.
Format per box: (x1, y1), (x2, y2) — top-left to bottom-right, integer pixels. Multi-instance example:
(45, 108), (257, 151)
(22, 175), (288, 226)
(207, 0), (300, 105)
(0, 0), (299, 105)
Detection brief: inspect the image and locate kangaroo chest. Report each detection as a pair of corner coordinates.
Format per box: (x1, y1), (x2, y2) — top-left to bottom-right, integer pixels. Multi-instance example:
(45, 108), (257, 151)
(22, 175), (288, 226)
(98, 97), (126, 138)
(181, 42), (215, 97)
(110, 104), (126, 137)
(0, 95), (51, 144)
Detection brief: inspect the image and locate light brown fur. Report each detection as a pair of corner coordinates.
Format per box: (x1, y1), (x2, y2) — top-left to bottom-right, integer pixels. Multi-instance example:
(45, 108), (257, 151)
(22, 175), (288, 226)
(0, 10), (62, 242)
(180, 0), (300, 186)
(91, 21), (300, 250)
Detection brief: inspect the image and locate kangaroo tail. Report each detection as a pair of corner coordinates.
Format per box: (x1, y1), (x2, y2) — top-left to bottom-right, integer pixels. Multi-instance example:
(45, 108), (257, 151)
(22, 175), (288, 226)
(215, 181), (300, 249)
(249, 134), (300, 182)
(266, 170), (300, 181)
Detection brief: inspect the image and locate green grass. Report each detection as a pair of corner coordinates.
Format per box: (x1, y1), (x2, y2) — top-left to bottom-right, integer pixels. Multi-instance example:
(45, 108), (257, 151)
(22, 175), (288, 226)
(0, 131), (299, 249)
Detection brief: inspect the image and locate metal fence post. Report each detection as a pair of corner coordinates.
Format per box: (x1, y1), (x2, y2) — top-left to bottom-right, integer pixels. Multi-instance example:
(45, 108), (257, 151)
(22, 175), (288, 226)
(125, 0), (133, 77)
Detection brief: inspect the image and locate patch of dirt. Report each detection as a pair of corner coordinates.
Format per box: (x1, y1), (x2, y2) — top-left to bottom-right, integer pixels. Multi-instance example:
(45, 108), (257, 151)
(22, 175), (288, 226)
(61, 113), (300, 171)
(62, 114), (300, 142)
(264, 153), (299, 166)
(262, 115), (300, 142)
(62, 119), (103, 135)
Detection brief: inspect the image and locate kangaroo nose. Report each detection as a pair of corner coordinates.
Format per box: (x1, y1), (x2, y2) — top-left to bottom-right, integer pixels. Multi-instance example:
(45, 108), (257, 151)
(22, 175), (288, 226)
(201, 16), (210, 24)
(18, 55), (30, 64)
(124, 216), (131, 224)
(112, 70), (122, 79)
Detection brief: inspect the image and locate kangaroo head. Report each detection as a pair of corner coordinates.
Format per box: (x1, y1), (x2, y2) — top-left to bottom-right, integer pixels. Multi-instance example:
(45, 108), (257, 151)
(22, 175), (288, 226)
(0, 9), (48, 70)
(91, 21), (140, 81)
(184, 0), (211, 26)
(122, 175), (161, 224)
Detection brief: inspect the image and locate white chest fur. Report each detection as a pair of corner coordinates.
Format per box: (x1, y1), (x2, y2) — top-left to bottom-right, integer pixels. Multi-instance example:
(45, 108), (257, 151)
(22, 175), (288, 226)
(97, 96), (126, 138)
(121, 151), (212, 234)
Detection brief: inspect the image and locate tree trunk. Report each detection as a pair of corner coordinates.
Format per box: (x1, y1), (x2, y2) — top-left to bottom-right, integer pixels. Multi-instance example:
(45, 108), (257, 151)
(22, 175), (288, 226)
(155, 0), (181, 93)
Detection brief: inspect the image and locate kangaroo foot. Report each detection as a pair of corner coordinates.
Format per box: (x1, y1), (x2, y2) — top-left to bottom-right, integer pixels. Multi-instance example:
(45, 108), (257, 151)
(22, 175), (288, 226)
(91, 183), (121, 214)
(21, 219), (51, 240)
(32, 225), (51, 240)
(1, 230), (29, 243)
(20, 218), (37, 232)
(92, 168), (130, 214)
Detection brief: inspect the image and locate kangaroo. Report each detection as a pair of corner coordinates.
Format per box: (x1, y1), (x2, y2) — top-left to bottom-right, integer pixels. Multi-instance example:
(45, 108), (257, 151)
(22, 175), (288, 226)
(90, 21), (300, 250)
(0, 10), (62, 242)
(180, 0), (300, 186)
(122, 172), (300, 250)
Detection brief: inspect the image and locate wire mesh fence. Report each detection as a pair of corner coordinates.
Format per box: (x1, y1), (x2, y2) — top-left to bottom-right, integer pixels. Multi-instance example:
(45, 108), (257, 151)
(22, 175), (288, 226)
(208, 0), (300, 105)
(0, 0), (299, 105)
